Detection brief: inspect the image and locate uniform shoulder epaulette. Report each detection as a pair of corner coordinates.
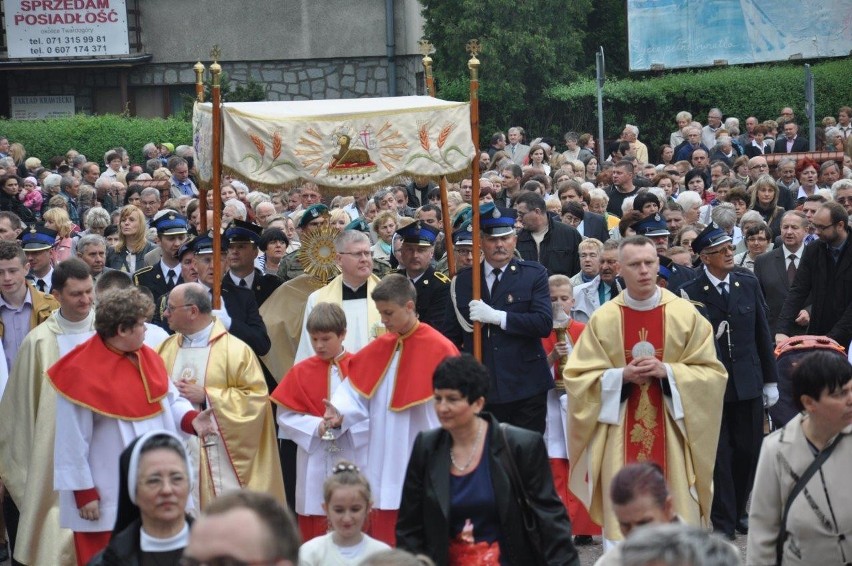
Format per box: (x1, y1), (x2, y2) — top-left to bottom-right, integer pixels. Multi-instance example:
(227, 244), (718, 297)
(132, 265), (154, 283)
(434, 271), (451, 284)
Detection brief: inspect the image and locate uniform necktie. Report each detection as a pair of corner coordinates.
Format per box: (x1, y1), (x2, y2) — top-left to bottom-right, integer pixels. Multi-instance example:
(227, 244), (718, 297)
(36, 279), (46, 292)
(787, 254), (797, 285)
(490, 268), (502, 297)
(718, 282), (729, 304)
(167, 269), (176, 287)
(239, 278), (247, 288)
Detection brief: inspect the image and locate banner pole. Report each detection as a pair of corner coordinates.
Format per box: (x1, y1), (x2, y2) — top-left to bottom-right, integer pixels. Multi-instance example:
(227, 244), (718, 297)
(467, 39), (482, 362)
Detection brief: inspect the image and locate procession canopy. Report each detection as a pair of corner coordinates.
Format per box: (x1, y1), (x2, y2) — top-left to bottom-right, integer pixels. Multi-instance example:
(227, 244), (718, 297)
(193, 96), (475, 193)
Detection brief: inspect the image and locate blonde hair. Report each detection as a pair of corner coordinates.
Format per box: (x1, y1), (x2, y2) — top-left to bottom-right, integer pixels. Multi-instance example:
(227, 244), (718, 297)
(42, 207), (73, 238)
(372, 211), (397, 234)
(116, 205), (149, 253)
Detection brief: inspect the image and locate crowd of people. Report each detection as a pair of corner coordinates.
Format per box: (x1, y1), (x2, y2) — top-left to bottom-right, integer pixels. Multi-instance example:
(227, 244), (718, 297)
(0, 102), (850, 566)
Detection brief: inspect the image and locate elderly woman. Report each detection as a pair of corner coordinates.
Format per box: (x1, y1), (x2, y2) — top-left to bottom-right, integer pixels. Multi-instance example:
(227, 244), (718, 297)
(795, 157), (820, 199)
(255, 228), (289, 276)
(676, 190), (706, 226)
(106, 205), (155, 273)
(734, 222), (771, 271)
(674, 224), (701, 263)
(89, 430), (193, 565)
(397, 355), (578, 566)
(371, 211), (397, 261)
(749, 174), (784, 238)
(747, 351), (852, 566)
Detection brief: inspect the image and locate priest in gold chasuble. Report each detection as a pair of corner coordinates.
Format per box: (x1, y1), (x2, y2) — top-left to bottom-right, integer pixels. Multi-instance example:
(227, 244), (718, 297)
(564, 236), (726, 542)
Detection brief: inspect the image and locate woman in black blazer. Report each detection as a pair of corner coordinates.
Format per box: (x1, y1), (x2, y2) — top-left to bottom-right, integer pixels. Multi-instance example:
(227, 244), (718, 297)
(396, 355), (579, 566)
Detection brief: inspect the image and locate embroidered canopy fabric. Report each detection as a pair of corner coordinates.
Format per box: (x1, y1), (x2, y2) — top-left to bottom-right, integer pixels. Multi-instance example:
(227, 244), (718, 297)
(193, 96), (474, 192)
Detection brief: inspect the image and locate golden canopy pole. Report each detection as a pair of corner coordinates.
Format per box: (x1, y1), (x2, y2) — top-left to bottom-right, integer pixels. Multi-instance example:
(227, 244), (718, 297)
(209, 46), (223, 309)
(467, 39), (482, 361)
(420, 40), (456, 277)
(194, 60), (209, 234)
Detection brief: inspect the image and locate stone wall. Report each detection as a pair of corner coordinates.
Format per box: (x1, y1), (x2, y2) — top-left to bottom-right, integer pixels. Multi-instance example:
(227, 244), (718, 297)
(5, 54), (424, 115)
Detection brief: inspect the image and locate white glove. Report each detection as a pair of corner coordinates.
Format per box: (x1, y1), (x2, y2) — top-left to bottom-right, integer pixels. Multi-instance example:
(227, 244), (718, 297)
(212, 308), (232, 330)
(468, 299), (503, 326)
(763, 383), (779, 408)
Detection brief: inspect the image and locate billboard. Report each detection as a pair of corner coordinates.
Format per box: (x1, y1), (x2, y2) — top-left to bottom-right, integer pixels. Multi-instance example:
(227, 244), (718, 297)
(627, 0), (852, 71)
(3, 0), (129, 59)
(11, 95), (75, 119)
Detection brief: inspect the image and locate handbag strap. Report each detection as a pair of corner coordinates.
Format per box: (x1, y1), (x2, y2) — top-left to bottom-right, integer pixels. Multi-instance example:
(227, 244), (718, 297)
(497, 423), (533, 512)
(776, 434), (843, 564)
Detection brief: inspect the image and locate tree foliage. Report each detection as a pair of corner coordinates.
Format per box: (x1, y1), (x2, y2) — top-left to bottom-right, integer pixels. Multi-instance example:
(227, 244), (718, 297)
(420, 0), (592, 137)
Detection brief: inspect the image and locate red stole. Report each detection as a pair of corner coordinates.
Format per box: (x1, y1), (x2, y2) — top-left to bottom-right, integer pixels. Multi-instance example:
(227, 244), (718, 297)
(270, 353), (351, 416)
(347, 322), (459, 411)
(620, 305), (667, 468)
(47, 334), (169, 420)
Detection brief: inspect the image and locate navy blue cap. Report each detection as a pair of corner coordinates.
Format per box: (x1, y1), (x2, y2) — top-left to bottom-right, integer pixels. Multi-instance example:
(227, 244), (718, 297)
(692, 223), (733, 255)
(344, 217), (370, 233)
(225, 219), (262, 246)
(631, 213), (670, 237)
(152, 211), (188, 235)
(452, 221), (474, 246)
(395, 221), (439, 246)
(297, 204), (329, 229)
(192, 235), (227, 255)
(178, 238), (196, 259)
(20, 224), (57, 251)
(479, 202), (515, 237)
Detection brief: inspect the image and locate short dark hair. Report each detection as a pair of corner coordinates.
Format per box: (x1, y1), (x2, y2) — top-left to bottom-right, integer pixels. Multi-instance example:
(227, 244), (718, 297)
(610, 462), (669, 507)
(52, 258), (92, 293)
(0, 211), (23, 230)
(95, 269), (133, 294)
(418, 203), (442, 220)
(615, 160), (634, 173)
(792, 351), (852, 412)
(167, 156), (188, 171)
(501, 163), (522, 179)
(259, 227), (289, 251)
(823, 202), (848, 229)
(432, 354), (488, 403)
(203, 490), (300, 562)
(0, 240), (25, 264)
(371, 273), (416, 306)
(514, 191), (546, 213)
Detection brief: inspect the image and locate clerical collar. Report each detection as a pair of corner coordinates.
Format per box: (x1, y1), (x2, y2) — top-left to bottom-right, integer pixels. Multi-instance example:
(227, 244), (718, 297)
(622, 287), (661, 311)
(183, 321), (215, 348)
(342, 281), (368, 301)
(55, 309), (94, 333)
(140, 521), (190, 551)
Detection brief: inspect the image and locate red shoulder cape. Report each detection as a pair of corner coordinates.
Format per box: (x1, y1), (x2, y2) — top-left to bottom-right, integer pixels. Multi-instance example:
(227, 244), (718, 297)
(270, 353), (351, 416)
(46, 334), (169, 420)
(347, 322), (459, 411)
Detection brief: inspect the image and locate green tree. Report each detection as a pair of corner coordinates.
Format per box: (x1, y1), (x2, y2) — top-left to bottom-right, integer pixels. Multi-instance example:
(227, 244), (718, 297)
(580, 0), (629, 78)
(420, 0), (592, 140)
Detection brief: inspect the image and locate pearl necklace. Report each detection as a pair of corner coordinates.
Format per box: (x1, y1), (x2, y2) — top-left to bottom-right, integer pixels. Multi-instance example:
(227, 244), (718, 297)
(450, 419), (484, 472)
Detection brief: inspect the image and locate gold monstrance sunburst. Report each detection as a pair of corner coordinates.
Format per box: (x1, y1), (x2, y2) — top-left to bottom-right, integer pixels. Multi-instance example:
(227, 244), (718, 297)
(297, 225), (341, 284)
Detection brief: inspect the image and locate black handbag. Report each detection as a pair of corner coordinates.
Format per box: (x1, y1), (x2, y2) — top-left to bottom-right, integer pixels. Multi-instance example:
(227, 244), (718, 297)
(497, 422), (548, 564)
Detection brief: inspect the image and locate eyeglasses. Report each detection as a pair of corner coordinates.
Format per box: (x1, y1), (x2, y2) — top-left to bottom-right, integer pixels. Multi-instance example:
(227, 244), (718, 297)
(164, 304), (193, 312)
(702, 245), (735, 256)
(338, 251), (372, 259)
(813, 221), (840, 231)
(139, 473), (187, 491)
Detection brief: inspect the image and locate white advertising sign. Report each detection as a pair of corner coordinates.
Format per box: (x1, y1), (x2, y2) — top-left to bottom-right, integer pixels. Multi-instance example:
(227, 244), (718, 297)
(11, 96), (75, 120)
(4, 0), (129, 59)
